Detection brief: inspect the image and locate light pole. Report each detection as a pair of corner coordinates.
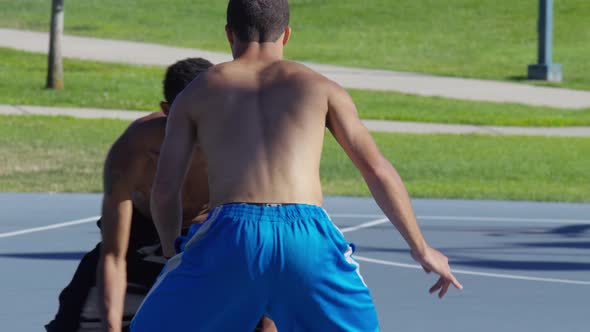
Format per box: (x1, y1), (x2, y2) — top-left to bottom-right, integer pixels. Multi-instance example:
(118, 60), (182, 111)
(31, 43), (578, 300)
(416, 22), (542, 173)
(527, 0), (562, 82)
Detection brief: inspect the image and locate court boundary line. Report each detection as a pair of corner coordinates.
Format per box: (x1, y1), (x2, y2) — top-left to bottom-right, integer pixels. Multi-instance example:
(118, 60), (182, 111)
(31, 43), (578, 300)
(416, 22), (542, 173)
(4, 211), (589, 239)
(3, 214), (589, 286)
(354, 255), (590, 286)
(0, 216), (100, 239)
(331, 214), (590, 225)
(340, 218), (389, 233)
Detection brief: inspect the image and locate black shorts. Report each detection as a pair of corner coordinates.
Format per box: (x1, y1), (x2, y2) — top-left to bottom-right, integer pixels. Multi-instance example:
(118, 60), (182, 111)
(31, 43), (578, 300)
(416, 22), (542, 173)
(45, 209), (164, 332)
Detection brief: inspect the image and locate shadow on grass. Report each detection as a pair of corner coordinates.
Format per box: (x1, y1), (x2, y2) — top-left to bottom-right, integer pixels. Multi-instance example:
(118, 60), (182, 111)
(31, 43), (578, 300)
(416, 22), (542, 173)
(69, 25), (97, 32)
(506, 75), (529, 82)
(506, 75), (564, 88)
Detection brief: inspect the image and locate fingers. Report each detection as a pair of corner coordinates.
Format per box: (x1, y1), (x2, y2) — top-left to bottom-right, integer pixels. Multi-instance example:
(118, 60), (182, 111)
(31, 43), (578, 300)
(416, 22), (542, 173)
(449, 272), (463, 290)
(418, 246), (463, 297)
(429, 278), (451, 299)
(429, 273), (463, 299)
(438, 281), (451, 298)
(429, 277), (444, 294)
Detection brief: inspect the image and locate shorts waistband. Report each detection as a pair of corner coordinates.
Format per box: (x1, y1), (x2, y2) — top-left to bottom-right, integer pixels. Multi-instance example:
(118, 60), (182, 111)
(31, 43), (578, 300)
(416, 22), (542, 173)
(211, 203), (328, 222)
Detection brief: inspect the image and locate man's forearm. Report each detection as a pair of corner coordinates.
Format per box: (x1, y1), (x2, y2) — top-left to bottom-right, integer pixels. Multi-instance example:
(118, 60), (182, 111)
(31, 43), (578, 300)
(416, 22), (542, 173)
(98, 255), (127, 332)
(363, 158), (427, 255)
(151, 195), (182, 257)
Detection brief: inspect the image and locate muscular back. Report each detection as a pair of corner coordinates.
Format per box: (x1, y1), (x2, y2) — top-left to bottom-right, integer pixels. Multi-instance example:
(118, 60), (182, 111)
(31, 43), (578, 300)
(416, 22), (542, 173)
(192, 60), (330, 206)
(106, 113), (209, 225)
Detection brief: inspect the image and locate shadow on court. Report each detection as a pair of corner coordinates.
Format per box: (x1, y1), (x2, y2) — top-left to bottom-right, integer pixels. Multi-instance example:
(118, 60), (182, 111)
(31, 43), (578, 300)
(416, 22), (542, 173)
(0, 251), (87, 261)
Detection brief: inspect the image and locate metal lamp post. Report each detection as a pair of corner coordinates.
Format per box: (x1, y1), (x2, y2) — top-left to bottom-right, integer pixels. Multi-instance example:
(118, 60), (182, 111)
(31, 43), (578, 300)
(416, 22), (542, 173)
(528, 0), (562, 82)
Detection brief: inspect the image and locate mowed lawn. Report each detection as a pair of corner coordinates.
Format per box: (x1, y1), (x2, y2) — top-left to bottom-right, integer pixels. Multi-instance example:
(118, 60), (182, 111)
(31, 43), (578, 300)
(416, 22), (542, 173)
(3, 48), (590, 127)
(1, 0), (588, 90)
(1, 115), (588, 202)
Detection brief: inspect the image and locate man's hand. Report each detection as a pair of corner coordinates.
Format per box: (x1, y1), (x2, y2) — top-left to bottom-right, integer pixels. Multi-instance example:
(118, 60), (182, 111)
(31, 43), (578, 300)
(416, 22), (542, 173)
(411, 245), (463, 298)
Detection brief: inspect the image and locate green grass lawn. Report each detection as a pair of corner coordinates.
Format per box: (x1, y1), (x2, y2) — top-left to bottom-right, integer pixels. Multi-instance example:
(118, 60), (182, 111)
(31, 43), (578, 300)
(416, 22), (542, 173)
(0, 116), (127, 192)
(323, 132), (590, 202)
(351, 90), (590, 127)
(3, 48), (590, 127)
(1, 115), (588, 202)
(0, 49), (163, 111)
(1, 0), (588, 89)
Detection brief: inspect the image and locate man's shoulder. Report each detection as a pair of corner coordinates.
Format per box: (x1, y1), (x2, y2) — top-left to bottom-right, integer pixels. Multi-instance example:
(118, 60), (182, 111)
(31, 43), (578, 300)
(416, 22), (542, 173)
(181, 60), (336, 99)
(280, 61), (337, 87)
(129, 112), (167, 133)
(197, 61), (233, 82)
(108, 112), (166, 163)
(207, 60), (324, 80)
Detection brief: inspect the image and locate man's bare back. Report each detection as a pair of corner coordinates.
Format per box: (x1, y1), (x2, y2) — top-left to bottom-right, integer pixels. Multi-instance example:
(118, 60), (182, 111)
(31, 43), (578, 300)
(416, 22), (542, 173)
(120, 112), (209, 225)
(190, 59), (329, 207)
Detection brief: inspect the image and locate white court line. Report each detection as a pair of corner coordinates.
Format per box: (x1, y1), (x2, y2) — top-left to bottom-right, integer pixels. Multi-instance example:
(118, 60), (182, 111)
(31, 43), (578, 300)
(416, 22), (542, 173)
(354, 255), (590, 286)
(3, 212), (586, 239)
(3, 213), (588, 286)
(332, 213), (384, 218)
(420, 215), (590, 225)
(340, 218), (389, 233)
(331, 213), (590, 225)
(0, 216), (100, 239)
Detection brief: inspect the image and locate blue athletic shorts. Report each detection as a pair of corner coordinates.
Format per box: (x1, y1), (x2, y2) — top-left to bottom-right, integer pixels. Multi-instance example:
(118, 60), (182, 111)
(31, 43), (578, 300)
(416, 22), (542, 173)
(131, 203), (379, 331)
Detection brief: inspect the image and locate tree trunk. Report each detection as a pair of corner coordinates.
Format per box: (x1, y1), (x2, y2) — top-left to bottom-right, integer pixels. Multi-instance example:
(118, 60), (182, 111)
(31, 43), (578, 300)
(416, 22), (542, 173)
(46, 0), (64, 89)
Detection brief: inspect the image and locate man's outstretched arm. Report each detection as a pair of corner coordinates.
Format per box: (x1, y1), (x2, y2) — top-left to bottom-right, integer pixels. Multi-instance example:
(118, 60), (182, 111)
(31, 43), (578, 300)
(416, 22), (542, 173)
(326, 82), (462, 298)
(151, 90), (197, 258)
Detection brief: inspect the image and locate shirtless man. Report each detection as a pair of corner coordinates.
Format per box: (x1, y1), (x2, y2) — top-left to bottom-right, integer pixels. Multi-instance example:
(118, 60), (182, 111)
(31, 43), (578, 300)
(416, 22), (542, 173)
(45, 58), (212, 332)
(132, 1), (462, 331)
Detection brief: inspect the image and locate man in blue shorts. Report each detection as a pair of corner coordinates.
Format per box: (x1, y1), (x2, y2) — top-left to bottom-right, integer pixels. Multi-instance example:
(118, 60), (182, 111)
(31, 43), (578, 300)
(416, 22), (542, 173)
(132, 1), (462, 331)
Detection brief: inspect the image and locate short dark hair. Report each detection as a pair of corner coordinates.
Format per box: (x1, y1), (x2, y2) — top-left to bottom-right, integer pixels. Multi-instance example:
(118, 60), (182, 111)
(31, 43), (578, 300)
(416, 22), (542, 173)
(163, 57), (213, 103)
(227, 0), (290, 42)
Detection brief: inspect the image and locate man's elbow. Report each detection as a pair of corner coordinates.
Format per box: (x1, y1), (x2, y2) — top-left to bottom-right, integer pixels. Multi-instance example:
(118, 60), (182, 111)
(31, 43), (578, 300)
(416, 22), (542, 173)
(102, 252), (127, 267)
(99, 247), (127, 269)
(361, 156), (394, 181)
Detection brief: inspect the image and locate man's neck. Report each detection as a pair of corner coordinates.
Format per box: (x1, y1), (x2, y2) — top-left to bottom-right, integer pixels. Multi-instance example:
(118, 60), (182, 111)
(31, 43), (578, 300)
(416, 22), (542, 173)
(232, 41), (284, 62)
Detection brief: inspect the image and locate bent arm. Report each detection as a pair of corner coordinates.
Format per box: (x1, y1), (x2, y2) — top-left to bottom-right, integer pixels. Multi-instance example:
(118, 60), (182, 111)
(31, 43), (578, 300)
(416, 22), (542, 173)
(326, 86), (426, 254)
(326, 83), (462, 296)
(97, 144), (142, 332)
(151, 91), (197, 257)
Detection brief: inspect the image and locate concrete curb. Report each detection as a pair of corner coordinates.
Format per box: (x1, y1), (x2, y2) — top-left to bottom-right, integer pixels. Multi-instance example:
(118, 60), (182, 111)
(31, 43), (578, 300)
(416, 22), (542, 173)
(2, 104), (589, 137)
(2, 28), (590, 109)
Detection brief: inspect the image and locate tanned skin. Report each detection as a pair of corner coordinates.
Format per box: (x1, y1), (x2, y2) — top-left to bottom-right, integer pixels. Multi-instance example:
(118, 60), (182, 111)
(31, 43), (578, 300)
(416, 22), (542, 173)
(151, 26), (462, 324)
(97, 104), (209, 332)
(98, 94), (277, 332)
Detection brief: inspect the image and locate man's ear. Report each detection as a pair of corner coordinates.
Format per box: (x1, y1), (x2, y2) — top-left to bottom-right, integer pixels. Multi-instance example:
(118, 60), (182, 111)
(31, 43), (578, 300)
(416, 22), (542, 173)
(225, 24), (234, 45)
(282, 26), (292, 46)
(160, 101), (170, 116)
